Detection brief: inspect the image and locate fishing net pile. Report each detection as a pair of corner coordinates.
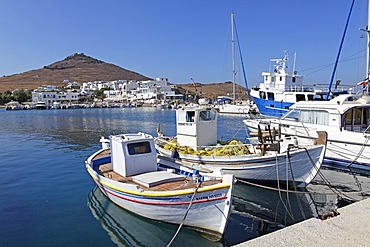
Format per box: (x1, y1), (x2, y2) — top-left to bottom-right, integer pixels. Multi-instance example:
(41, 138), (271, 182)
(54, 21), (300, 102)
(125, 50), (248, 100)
(162, 139), (250, 156)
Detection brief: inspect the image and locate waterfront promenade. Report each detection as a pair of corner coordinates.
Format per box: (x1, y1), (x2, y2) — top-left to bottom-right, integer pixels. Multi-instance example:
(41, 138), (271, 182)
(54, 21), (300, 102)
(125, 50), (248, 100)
(236, 197), (370, 246)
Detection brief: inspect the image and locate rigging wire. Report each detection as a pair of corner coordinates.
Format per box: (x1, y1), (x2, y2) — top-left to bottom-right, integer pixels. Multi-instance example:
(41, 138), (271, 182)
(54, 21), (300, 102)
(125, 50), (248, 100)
(326, 0), (356, 100)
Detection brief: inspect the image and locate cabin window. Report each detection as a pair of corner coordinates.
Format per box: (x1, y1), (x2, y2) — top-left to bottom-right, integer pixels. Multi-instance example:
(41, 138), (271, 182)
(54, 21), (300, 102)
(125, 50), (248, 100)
(271, 77), (275, 82)
(280, 77), (282, 81)
(259, 91), (266, 99)
(344, 108), (370, 132)
(292, 77), (296, 83)
(296, 94), (305, 102)
(282, 109), (300, 121)
(267, 92), (274, 101)
(199, 110), (215, 121)
(127, 141), (152, 155)
(307, 95), (314, 100)
(186, 111), (195, 122)
(300, 110), (329, 125)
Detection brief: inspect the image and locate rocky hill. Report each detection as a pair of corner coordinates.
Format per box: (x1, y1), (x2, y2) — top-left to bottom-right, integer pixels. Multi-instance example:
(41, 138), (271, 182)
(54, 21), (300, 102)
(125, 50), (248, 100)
(176, 82), (249, 100)
(0, 53), (151, 92)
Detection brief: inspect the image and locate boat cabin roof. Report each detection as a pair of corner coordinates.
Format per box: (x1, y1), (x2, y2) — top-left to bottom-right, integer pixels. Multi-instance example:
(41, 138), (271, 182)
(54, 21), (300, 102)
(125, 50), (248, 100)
(289, 94), (370, 114)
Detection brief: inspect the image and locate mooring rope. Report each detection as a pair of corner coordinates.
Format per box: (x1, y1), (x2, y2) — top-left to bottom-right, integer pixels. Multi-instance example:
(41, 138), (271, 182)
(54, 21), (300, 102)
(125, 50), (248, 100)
(167, 181), (202, 247)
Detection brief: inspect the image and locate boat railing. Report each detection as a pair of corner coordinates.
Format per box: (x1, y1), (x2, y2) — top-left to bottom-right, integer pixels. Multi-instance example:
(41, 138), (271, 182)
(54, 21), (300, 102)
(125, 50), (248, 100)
(284, 84), (353, 94)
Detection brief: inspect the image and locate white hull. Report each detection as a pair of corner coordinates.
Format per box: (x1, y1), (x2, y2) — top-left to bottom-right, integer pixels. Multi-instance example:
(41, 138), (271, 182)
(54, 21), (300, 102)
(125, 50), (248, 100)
(244, 118), (370, 171)
(218, 103), (250, 114)
(156, 144), (325, 187)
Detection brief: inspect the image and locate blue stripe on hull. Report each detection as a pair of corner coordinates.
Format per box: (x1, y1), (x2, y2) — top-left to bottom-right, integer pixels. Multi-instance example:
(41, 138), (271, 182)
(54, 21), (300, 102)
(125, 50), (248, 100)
(251, 96), (293, 117)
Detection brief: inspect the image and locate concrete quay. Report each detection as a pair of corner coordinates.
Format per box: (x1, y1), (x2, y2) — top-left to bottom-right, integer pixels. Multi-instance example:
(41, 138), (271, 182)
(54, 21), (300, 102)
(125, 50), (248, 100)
(235, 197), (370, 247)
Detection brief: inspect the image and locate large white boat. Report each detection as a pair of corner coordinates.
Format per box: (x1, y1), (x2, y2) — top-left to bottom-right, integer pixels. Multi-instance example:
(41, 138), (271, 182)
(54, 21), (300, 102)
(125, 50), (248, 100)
(155, 105), (326, 187)
(244, 94), (370, 171)
(85, 132), (234, 240)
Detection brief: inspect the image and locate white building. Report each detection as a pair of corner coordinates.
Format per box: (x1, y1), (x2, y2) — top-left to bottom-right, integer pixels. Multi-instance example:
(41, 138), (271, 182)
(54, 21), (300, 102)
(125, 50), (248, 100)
(32, 91), (58, 108)
(32, 85), (81, 108)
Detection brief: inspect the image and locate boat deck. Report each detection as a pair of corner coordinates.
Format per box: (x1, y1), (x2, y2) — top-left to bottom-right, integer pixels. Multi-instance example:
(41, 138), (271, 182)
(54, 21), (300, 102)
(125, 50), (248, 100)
(92, 149), (221, 191)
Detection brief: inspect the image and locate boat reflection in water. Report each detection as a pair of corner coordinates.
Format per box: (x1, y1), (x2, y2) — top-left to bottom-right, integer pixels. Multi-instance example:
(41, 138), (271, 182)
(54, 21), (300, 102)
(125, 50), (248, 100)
(87, 187), (224, 247)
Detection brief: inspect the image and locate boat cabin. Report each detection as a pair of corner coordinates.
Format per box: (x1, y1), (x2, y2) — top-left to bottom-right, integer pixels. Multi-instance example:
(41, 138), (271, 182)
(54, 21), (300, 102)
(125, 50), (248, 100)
(110, 133), (157, 177)
(176, 107), (218, 150)
(282, 95), (370, 133)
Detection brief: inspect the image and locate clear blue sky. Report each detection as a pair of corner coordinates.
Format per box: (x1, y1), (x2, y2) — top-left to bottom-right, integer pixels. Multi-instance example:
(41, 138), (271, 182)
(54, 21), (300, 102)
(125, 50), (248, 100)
(0, 0), (368, 88)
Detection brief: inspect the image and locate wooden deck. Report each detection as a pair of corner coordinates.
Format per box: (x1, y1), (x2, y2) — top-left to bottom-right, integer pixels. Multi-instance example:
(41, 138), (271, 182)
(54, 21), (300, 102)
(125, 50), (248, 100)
(92, 149), (222, 192)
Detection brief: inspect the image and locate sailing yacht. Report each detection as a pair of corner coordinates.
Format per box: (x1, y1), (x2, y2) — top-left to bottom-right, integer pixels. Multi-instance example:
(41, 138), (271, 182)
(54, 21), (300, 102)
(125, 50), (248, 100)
(217, 12), (250, 115)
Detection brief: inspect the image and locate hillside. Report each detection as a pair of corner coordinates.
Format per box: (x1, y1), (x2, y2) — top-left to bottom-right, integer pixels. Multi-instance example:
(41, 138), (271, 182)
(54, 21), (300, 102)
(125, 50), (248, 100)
(0, 53), (151, 92)
(176, 82), (249, 100)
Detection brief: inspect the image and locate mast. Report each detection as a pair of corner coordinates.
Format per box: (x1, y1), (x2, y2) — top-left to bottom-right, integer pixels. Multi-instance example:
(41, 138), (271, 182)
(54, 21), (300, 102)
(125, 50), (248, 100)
(231, 12), (236, 101)
(367, 0), (370, 84)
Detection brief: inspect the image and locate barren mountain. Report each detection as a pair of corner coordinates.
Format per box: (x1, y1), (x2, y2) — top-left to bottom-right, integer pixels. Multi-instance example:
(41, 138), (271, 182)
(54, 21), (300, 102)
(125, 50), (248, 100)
(0, 53), (151, 92)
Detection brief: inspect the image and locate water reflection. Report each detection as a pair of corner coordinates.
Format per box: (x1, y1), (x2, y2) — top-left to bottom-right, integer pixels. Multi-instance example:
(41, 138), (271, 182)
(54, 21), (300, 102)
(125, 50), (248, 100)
(87, 187), (223, 247)
(0, 108), (247, 151)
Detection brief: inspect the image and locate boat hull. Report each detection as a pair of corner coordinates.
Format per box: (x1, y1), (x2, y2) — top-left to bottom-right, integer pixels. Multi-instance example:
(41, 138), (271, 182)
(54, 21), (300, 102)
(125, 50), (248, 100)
(251, 95), (292, 117)
(244, 118), (370, 172)
(85, 152), (234, 238)
(156, 144), (325, 187)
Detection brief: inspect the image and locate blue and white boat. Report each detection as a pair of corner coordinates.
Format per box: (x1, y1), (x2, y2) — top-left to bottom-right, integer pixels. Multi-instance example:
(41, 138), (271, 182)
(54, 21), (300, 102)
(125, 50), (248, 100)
(249, 51), (349, 117)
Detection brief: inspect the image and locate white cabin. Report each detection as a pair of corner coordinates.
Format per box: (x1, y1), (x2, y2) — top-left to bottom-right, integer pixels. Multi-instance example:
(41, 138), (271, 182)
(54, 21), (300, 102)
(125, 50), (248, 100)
(110, 133), (157, 177)
(176, 107), (218, 150)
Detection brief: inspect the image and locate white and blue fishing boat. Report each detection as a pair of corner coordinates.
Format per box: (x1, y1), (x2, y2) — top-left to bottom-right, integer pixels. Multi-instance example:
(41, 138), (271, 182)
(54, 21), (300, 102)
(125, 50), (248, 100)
(85, 132), (234, 240)
(249, 51), (350, 117)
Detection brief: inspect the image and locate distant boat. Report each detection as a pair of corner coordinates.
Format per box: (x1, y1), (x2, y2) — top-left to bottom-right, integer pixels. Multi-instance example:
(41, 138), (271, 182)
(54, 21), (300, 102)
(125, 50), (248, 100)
(215, 96), (250, 114)
(155, 105), (326, 187)
(35, 101), (47, 110)
(85, 132), (234, 240)
(249, 51), (350, 117)
(5, 101), (23, 111)
(217, 12), (250, 115)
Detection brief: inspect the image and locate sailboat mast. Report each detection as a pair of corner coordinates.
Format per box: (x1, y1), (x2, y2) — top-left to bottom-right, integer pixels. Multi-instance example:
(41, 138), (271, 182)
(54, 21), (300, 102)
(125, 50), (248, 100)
(367, 0), (370, 82)
(231, 12), (236, 101)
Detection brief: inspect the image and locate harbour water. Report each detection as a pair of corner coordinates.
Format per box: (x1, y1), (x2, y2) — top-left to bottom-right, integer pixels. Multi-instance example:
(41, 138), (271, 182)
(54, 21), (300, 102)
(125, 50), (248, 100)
(1, 107), (370, 247)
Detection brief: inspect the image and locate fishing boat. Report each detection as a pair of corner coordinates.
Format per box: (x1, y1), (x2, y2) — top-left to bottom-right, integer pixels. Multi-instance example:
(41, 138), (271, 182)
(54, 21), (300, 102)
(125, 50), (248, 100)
(155, 106), (326, 187)
(244, 0), (370, 171)
(249, 50), (351, 117)
(85, 132), (234, 240)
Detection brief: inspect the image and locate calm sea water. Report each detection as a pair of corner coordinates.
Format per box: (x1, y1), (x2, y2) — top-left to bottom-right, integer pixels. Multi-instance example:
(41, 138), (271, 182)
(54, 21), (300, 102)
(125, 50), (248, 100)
(1, 107), (370, 247)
